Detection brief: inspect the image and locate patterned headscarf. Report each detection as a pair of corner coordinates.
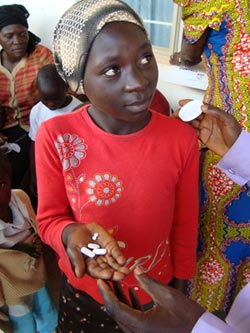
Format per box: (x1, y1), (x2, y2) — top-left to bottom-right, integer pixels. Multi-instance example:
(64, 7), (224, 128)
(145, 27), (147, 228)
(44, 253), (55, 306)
(0, 4), (29, 30)
(53, 0), (147, 94)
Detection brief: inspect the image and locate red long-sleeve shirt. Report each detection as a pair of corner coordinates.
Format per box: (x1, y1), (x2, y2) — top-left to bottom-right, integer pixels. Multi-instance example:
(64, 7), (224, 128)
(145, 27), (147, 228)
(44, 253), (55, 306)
(36, 106), (199, 303)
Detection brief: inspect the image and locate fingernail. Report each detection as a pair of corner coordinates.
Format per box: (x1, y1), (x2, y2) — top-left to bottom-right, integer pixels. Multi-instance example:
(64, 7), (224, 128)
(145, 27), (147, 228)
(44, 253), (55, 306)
(134, 266), (144, 275)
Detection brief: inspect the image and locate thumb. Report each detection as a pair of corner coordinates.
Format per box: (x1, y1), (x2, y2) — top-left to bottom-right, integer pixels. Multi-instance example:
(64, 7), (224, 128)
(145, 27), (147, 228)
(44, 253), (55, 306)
(201, 105), (242, 132)
(201, 104), (227, 121)
(98, 279), (142, 330)
(134, 267), (167, 303)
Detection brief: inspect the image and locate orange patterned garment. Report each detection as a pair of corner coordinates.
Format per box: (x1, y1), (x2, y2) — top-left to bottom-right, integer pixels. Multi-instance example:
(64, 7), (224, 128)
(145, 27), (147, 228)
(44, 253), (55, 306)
(0, 44), (53, 131)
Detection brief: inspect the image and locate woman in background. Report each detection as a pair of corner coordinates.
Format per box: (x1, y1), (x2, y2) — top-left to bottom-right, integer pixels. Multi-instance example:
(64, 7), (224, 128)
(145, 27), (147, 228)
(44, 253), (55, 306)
(0, 4), (54, 190)
(171, 0), (250, 313)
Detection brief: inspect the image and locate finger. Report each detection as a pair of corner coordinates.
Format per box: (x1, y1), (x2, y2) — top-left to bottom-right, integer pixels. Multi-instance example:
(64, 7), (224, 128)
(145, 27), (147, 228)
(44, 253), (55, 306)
(86, 255), (129, 280)
(129, 288), (143, 310)
(98, 279), (143, 330)
(105, 254), (130, 274)
(178, 99), (192, 107)
(133, 267), (171, 304)
(201, 104), (228, 120)
(171, 109), (180, 119)
(86, 223), (127, 266)
(86, 257), (114, 279)
(112, 281), (131, 306)
(67, 246), (86, 278)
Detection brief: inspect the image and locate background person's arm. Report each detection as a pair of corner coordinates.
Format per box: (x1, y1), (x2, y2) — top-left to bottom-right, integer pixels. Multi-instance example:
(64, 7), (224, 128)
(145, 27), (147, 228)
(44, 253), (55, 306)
(170, 28), (209, 67)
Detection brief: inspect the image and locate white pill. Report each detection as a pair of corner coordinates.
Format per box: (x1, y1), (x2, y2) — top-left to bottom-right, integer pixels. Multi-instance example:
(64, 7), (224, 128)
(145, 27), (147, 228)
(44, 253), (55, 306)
(87, 243), (100, 249)
(179, 100), (203, 121)
(92, 232), (99, 240)
(80, 246), (95, 258)
(93, 248), (107, 255)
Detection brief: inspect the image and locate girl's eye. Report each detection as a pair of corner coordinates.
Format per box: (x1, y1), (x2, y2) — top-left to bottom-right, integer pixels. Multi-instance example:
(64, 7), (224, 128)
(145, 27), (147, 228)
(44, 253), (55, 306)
(140, 54), (152, 65)
(104, 66), (120, 77)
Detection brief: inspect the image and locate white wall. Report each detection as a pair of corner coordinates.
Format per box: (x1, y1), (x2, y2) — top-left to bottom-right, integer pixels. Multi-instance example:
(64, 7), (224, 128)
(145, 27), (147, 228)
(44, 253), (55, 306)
(2, 0), (206, 110)
(157, 63), (206, 111)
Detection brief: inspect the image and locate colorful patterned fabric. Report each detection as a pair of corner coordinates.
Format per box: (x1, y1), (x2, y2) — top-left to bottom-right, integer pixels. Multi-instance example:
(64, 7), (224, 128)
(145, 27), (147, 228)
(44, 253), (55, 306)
(174, 0), (250, 312)
(0, 44), (54, 132)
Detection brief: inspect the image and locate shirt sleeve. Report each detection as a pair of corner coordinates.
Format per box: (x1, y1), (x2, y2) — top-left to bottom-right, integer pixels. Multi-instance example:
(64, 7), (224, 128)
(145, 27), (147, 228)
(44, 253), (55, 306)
(28, 106), (37, 141)
(35, 121), (77, 277)
(173, 0), (225, 42)
(193, 283), (250, 333)
(170, 129), (199, 279)
(217, 130), (250, 186)
(225, 283), (250, 333)
(192, 312), (238, 333)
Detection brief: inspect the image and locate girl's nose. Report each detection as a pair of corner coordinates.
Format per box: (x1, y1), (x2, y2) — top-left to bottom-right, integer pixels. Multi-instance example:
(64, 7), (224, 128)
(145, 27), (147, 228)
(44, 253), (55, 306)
(124, 67), (148, 92)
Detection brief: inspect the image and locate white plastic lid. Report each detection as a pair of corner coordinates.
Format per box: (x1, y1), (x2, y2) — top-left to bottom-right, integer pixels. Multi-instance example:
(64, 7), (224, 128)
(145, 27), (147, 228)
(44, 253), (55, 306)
(179, 100), (203, 121)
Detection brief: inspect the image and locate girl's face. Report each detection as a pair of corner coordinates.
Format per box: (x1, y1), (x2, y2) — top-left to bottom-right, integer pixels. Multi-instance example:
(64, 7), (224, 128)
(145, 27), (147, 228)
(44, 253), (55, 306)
(84, 22), (158, 133)
(0, 24), (29, 62)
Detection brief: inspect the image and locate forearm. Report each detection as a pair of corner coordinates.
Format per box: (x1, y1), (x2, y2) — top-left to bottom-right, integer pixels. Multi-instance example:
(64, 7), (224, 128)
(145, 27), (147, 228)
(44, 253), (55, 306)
(180, 28), (210, 66)
(35, 124), (76, 251)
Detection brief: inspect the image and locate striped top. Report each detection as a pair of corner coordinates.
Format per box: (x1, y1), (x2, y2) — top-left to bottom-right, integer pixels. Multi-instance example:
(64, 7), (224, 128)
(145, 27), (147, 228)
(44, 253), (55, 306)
(0, 44), (54, 131)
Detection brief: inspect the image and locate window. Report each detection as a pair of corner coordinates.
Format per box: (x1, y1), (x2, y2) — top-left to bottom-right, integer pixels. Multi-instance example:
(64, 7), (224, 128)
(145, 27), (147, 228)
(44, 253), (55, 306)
(123, 0), (182, 55)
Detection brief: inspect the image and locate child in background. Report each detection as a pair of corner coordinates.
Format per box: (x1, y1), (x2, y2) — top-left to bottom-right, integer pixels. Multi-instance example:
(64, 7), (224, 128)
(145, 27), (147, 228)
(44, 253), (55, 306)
(35, 1), (199, 332)
(0, 152), (57, 333)
(29, 63), (82, 199)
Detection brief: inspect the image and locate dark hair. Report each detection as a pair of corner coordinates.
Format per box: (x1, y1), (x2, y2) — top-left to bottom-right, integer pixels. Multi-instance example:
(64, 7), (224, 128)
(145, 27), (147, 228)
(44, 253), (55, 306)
(37, 63), (68, 89)
(0, 152), (12, 178)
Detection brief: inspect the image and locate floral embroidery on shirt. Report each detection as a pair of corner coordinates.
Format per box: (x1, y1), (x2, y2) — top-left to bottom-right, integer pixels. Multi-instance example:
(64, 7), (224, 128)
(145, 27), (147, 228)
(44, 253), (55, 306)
(86, 173), (123, 206)
(55, 133), (88, 170)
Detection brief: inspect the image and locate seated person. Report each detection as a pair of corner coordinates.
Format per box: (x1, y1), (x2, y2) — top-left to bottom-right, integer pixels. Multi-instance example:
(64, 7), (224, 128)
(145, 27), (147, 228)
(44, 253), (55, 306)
(0, 4), (54, 189)
(0, 152), (58, 333)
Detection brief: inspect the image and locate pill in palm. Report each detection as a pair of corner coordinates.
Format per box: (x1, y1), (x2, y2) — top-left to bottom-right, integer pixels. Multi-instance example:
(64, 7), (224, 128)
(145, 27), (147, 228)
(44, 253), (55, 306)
(93, 248), (107, 255)
(87, 243), (100, 249)
(179, 100), (203, 121)
(92, 232), (99, 240)
(81, 246), (95, 258)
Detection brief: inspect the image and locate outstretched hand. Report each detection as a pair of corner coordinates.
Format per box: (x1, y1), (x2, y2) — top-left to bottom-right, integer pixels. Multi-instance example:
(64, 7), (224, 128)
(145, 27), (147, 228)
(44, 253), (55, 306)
(62, 222), (130, 280)
(98, 267), (205, 333)
(173, 100), (242, 156)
